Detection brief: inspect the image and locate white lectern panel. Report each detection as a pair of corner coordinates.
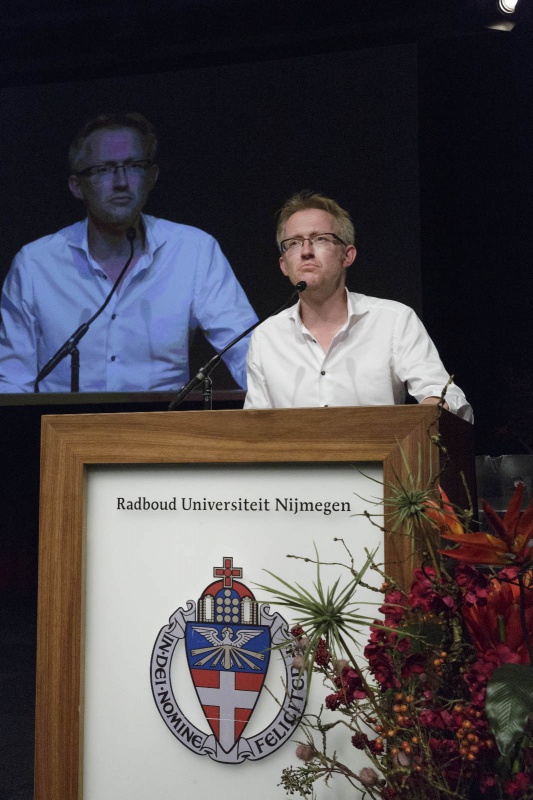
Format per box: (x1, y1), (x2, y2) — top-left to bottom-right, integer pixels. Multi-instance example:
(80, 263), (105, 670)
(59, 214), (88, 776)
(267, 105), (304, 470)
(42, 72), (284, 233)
(83, 462), (382, 799)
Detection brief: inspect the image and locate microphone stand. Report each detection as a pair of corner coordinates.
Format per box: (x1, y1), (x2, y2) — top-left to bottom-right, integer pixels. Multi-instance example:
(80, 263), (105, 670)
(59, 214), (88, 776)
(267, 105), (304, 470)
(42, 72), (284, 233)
(168, 281), (307, 411)
(34, 228), (136, 393)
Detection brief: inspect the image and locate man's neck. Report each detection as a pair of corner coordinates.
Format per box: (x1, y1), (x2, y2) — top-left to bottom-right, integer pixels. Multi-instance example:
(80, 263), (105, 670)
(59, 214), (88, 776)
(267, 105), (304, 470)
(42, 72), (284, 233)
(299, 285), (348, 352)
(87, 217), (145, 282)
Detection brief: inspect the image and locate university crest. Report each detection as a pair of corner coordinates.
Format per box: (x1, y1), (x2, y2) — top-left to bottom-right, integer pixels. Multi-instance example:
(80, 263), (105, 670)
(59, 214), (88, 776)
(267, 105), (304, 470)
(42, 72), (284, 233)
(150, 556), (307, 763)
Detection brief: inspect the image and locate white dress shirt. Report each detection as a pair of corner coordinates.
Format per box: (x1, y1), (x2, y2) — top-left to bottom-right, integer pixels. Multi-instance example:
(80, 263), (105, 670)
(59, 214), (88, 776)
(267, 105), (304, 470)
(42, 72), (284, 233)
(0, 214), (257, 393)
(244, 290), (473, 421)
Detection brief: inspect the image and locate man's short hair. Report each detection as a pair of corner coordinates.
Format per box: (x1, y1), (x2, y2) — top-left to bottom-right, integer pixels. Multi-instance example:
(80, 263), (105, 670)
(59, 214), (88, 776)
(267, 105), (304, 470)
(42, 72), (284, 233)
(69, 112), (158, 172)
(277, 191), (355, 249)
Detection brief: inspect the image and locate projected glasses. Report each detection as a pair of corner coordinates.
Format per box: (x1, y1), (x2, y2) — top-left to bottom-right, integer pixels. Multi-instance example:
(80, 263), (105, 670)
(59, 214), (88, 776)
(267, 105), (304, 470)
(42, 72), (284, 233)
(75, 159), (155, 180)
(280, 232), (347, 255)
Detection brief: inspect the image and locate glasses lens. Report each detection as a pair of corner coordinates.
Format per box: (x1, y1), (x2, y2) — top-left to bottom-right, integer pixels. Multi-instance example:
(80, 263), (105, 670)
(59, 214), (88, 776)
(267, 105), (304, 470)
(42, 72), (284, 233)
(281, 234), (343, 253)
(80, 160), (152, 179)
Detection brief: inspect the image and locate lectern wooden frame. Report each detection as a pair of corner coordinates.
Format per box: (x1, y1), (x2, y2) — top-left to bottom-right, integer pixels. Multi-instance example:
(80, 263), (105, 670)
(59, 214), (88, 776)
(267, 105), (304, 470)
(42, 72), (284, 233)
(35, 405), (474, 799)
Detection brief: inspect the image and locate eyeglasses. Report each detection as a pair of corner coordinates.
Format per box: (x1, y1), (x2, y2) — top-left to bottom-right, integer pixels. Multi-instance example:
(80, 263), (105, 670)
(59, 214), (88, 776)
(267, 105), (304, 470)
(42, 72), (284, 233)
(75, 159), (155, 180)
(280, 232), (346, 254)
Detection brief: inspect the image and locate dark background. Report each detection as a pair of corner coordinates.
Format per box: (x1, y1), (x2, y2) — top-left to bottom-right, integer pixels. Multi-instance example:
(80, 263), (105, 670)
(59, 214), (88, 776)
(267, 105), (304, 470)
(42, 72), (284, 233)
(0, 2), (531, 798)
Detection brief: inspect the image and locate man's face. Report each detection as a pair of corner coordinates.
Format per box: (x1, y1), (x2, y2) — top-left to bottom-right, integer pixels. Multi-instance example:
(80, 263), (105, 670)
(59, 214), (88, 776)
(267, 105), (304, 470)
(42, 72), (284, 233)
(279, 208), (356, 295)
(68, 128), (158, 230)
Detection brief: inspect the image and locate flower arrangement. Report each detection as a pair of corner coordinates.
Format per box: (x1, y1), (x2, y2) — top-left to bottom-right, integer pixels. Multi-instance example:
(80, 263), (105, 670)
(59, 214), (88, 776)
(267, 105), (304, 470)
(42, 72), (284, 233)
(261, 462), (533, 799)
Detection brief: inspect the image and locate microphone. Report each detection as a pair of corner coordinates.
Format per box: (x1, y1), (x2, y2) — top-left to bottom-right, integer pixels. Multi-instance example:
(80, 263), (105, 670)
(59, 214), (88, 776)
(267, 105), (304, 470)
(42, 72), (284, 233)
(34, 227), (137, 392)
(168, 280), (306, 410)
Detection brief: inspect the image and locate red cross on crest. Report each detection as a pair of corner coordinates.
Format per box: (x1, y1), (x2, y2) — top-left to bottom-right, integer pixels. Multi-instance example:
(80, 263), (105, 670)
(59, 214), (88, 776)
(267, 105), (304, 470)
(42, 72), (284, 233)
(213, 556), (243, 588)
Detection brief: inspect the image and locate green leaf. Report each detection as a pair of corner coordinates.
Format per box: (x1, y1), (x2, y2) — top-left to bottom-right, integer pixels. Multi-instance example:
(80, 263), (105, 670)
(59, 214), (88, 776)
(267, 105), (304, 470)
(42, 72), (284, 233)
(485, 663), (533, 756)
(399, 622), (443, 653)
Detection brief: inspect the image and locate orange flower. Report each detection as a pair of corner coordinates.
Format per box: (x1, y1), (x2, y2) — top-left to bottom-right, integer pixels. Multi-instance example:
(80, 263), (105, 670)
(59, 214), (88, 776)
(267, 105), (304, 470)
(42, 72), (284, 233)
(424, 487), (465, 536)
(439, 483), (533, 567)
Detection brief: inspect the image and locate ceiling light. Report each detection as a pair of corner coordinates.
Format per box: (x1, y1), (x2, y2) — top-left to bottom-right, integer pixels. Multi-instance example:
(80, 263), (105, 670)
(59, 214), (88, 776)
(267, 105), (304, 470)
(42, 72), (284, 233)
(498, 0), (519, 13)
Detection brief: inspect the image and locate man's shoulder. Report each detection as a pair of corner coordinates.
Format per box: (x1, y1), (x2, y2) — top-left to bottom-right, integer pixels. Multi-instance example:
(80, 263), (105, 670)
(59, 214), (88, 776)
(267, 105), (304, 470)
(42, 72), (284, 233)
(252, 306), (293, 337)
(348, 291), (415, 317)
(144, 215), (218, 246)
(14, 220), (86, 261)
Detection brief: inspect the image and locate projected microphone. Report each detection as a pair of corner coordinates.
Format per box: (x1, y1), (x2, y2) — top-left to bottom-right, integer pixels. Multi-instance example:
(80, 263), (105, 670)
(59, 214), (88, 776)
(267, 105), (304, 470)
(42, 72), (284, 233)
(34, 227), (137, 393)
(168, 281), (307, 411)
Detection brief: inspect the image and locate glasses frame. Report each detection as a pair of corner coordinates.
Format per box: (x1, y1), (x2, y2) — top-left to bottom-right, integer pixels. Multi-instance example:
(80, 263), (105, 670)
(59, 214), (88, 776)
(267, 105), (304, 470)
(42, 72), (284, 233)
(74, 159), (155, 180)
(280, 232), (347, 255)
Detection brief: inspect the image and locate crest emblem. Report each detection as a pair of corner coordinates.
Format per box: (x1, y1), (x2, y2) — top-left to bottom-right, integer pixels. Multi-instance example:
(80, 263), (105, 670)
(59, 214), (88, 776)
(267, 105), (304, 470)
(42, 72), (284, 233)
(151, 557), (307, 763)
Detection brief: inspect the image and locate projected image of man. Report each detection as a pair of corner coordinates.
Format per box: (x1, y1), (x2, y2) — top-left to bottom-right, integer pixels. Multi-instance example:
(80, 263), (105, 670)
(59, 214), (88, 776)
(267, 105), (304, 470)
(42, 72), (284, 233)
(0, 112), (257, 393)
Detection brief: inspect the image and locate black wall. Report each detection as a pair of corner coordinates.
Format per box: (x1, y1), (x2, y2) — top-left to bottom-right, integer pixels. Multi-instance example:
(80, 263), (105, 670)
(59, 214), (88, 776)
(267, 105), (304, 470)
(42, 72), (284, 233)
(419, 28), (532, 455)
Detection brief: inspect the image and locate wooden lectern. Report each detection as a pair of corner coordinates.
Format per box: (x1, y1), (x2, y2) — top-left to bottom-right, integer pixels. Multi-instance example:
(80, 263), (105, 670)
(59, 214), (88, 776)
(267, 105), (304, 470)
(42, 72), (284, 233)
(35, 405), (474, 799)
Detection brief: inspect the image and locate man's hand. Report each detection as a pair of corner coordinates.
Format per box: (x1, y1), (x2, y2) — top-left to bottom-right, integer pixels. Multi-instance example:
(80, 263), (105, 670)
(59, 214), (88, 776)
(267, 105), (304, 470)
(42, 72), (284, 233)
(420, 396), (449, 410)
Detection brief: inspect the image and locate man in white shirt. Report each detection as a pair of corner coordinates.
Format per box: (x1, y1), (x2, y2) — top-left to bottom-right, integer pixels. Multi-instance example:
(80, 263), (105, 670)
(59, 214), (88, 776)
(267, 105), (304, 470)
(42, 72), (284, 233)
(244, 192), (472, 421)
(0, 112), (257, 393)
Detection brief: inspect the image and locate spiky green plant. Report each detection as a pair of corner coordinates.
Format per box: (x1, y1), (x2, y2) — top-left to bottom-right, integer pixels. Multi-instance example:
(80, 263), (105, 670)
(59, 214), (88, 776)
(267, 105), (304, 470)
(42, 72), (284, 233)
(256, 545), (378, 681)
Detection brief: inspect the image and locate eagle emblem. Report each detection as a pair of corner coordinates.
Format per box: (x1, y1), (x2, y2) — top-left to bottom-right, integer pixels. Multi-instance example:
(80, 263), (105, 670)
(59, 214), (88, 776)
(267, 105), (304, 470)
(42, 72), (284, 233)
(151, 556), (306, 763)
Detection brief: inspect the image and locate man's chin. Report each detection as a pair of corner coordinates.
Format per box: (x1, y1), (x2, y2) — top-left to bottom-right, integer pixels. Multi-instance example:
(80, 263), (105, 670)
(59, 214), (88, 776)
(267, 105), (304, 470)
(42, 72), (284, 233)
(91, 209), (141, 231)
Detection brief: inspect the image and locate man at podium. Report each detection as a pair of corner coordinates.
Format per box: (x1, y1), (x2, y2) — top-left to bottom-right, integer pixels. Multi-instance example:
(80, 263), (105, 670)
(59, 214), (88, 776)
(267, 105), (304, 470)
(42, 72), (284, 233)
(0, 112), (257, 393)
(244, 192), (472, 421)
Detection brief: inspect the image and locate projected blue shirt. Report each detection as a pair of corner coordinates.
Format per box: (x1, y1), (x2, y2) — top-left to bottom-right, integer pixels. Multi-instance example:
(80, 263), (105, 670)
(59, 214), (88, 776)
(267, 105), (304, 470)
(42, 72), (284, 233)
(0, 215), (257, 393)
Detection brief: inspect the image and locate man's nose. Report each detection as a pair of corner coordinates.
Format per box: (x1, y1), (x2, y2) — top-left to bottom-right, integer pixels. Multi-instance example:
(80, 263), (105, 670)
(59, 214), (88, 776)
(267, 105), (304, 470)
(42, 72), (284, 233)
(112, 165), (129, 187)
(300, 238), (315, 257)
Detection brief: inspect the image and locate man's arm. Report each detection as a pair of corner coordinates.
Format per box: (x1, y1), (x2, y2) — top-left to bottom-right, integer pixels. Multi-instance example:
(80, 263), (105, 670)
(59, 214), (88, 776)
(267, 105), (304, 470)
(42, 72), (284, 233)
(0, 252), (38, 393)
(191, 237), (258, 390)
(394, 306), (473, 422)
(243, 329), (273, 409)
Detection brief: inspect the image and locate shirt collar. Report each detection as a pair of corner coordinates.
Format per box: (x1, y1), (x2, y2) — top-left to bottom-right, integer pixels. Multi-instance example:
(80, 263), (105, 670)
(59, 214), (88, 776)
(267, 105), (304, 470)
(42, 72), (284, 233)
(66, 213), (166, 264)
(289, 288), (369, 332)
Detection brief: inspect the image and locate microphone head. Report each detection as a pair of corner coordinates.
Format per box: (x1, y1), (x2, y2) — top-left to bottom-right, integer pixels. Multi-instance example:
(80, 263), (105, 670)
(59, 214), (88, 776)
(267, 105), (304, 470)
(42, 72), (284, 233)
(126, 227), (136, 242)
(295, 281), (307, 292)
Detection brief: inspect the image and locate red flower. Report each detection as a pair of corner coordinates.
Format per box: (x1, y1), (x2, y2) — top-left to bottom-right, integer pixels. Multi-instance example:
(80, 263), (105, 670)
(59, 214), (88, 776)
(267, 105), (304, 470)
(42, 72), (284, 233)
(439, 482), (533, 566)
(379, 590), (406, 626)
(419, 708), (455, 730)
(314, 638), (330, 666)
(505, 771), (531, 797)
(401, 653), (426, 679)
(328, 666), (366, 706)
(338, 666), (366, 701)
(325, 692), (342, 710)
(463, 644), (522, 707)
(479, 774), (498, 793)
(351, 732), (369, 750)
(462, 573), (533, 662)
(364, 645), (400, 691)
(454, 563), (491, 606)
(408, 566), (457, 614)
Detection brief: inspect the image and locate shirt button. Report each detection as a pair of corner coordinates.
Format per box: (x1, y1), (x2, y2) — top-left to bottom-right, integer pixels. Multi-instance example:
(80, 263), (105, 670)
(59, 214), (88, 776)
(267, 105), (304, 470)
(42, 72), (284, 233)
(320, 370), (326, 376)
(112, 314), (116, 320)
(111, 356), (116, 362)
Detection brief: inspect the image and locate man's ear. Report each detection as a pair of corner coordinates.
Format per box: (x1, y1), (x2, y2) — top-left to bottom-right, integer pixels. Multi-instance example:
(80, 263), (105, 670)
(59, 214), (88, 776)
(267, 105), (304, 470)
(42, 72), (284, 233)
(343, 245), (357, 268)
(279, 255), (289, 277)
(146, 164), (159, 191)
(68, 174), (84, 201)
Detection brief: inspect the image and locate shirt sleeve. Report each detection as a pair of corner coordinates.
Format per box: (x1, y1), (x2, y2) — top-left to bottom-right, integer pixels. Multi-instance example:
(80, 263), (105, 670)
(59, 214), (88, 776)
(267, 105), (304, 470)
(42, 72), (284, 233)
(0, 251), (39, 393)
(243, 328), (273, 409)
(191, 236), (258, 390)
(393, 306), (473, 423)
